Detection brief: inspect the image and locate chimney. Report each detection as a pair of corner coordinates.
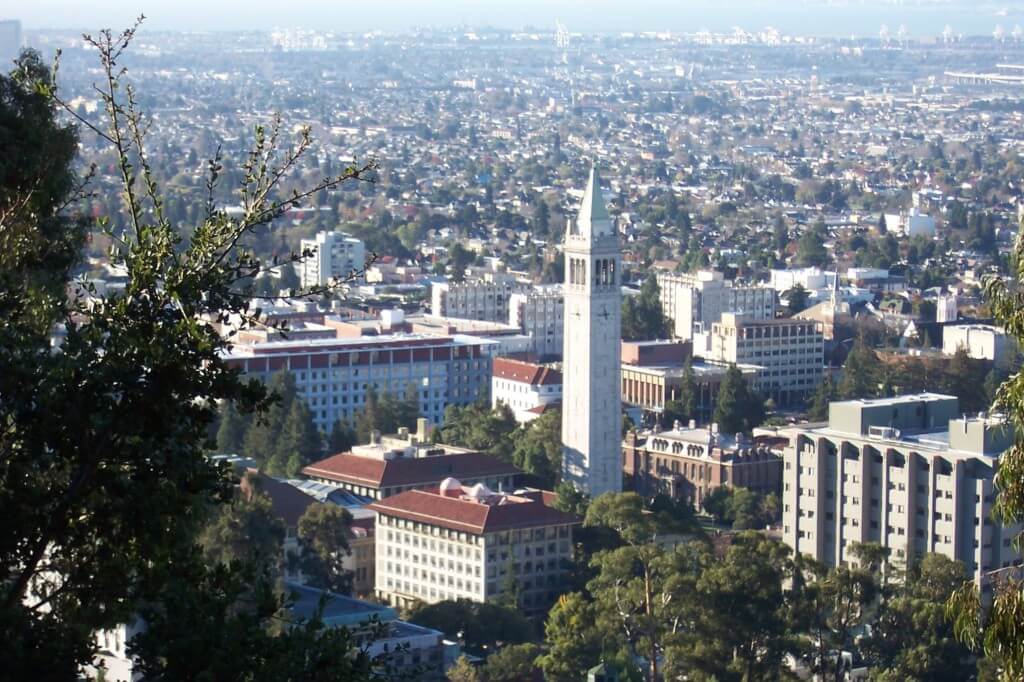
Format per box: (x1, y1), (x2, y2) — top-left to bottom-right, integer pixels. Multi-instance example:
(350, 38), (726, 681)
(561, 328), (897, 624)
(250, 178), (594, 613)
(416, 417), (429, 442)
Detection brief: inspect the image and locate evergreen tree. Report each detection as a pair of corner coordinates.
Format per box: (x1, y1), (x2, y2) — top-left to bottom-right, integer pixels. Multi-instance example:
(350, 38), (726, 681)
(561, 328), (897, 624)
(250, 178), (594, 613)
(796, 223), (828, 267)
(354, 385), (383, 442)
(216, 401), (249, 453)
(664, 359), (697, 427)
(295, 503), (353, 594)
(622, 273), (671, 341)
(838, 338), (878, 400)
(786, 283), (809, 314)
(243, 371), (297, 465)
(807, 373), (837, 421)
(327, 418), (356, 454)
(270, 399), (322, 477)
(712, 364), (764, 434)
(393, 382), (422, 431)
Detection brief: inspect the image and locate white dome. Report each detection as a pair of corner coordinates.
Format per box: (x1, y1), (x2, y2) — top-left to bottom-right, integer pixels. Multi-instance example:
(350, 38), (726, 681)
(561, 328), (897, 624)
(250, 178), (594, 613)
(439, 477), (461, 493)
(469, 483), (492, 499)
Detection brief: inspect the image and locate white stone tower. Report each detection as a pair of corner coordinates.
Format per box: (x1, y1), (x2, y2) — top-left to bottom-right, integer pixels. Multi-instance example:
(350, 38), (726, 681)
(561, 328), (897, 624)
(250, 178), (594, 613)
(561, 163), (622, 497)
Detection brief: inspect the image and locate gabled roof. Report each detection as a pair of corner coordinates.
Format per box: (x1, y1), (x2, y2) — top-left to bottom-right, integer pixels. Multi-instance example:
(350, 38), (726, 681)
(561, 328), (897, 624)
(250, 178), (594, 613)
(301, 452), (520, 490)
(366, 488), (579, 535)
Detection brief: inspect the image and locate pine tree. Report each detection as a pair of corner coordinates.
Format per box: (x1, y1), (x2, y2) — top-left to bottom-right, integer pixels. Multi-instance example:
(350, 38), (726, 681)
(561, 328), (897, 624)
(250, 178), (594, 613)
(216, 401), (248, 453)
(838, 338), (878, 400)
(328, 418), (355, 454)
(272, 400), (322, 477)
(392, 382), (422, 431)
(354, 385), (381, 443)
(713, 364), (763, 434)
(808, 373), (837, 421)
(243, 371), (297, 466)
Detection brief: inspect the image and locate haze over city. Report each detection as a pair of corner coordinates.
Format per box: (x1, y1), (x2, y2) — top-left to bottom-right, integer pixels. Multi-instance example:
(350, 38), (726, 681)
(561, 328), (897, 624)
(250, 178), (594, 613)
(3, 0), (1024, 680)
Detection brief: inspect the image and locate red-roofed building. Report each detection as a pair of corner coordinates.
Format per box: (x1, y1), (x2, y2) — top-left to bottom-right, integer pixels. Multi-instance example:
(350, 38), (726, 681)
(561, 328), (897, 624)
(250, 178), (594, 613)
(490, 357), (562, 424)
(301, 424), (523, 500)
(367, 481), (578, 614)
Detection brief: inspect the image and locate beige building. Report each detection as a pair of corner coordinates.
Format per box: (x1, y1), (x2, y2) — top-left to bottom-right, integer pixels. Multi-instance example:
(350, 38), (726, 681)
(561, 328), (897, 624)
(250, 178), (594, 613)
(430, 277), (521, 322)
(508, 285), (564, 358)
(367, 480), (577, 615)
(699, 313), (823, 406)
(942, 324), (1018, 369)
(657, 270), (775, 341)
(782, 393), (1022, 588)
(299, 230), (366, 288)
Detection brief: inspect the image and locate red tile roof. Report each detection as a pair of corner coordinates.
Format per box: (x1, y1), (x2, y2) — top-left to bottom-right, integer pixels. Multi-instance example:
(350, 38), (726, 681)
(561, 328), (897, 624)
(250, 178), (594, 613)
(492, 357), (562, 386)
(301, 452), (520, 490)
(366, 488), (579, 534)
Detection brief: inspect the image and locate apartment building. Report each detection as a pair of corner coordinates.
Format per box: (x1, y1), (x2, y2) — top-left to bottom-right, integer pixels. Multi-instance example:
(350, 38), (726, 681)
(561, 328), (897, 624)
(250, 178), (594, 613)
(368, 480), (578, 615)
(491, 357), (562, 423)
(782, 394), (1022, 588)
(299, 230), (367, 288)
(222, 333), (495, 431)
(508, 285), (564, 358)
(431, 278), (521, 322)
(657, 270), (775, 340)
(699, 313), (823, 406)
(623, 425), (783, 510)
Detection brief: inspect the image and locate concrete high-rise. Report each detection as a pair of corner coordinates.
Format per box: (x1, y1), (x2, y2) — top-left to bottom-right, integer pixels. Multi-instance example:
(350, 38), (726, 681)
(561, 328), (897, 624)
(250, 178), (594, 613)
(561, 164), (622, 496)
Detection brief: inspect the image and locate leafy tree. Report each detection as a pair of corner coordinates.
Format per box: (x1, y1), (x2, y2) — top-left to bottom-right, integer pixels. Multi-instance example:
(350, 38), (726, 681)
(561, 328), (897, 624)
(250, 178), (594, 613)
(480, 643), (541, 682)
(808, 372), (837, 421)
(216, 401), (249, 453)
(447, 655), (481, 682)
(712, 364), (765, 434)
(553, 480), (590, 517)
(668, 533), (797, 681)
(702, 486), (734, 524)
(943, 347), (987, 414)
(129, 558), (381, 682)
(786, 283), (809, 314)
(864, 554), (973, 681)
(511, 410), (562, 488)
(538, 593), (603, 682)
(947, 222), (1024, 680)
(622, 273), (671, 341)
(199, 487), (286, 576)
(449, 242), (474, 281)
(436, 402), (518, 462)
(0, 33), (376, 677)
(796, 224), (829, 267)
(295, 503), (353, 594)
(406, 600), (533, 652)
(838, 338), (878, 400)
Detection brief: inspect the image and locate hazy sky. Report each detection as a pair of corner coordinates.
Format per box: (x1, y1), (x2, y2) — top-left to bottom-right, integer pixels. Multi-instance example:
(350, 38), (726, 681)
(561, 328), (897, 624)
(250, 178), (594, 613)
(10, 1), (1024, 36)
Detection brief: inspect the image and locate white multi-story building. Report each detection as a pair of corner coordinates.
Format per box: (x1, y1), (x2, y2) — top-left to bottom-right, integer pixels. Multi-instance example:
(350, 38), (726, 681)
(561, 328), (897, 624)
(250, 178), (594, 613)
(657, 270), (775, 340)
(299, 230), (366, 288)
(943, 324), (1018, 369)
(430, 278), (521, 322)
(367, 479), (578, 615)
(700, 312), (824, 406)
(222, 333), (495, 431)
(508, 285), (564, 358)
(491, 357), (562, 423)
(562, 164), (623, 496)
(883, 208), (936, 238)
(782, 394), (1021, 588)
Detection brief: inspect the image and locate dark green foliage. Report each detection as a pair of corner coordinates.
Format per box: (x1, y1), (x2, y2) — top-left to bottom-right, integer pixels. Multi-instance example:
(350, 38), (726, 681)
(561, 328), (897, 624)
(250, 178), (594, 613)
(354, 384), (422, 443)
(128, 556), (379, 682)
(199, 487), (286, 576)
(786, 283), (809, 314)
(327, 418), (356, 454)
(796, 223), (828, 267)
(712, 364), (765, 434)
(622, 273), (671, 341)
(268, 398), (322, 477)
(511, 410), (562, 488)
(295, 503), (353, 594)
(0, 34), (377, 678)
(807, 372), (837, 421)
(216, 401), (249, 453)
(700, 487), (778, 529)
(663, 359), (696, 427)
(406, 600), (533, 652)
(435, 402), (518, 463)
(838, 337), (879, 400)
(480, 642), (541, 682)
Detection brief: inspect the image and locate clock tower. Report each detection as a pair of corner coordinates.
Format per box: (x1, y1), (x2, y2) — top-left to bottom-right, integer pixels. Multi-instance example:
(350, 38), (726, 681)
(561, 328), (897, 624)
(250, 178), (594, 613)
(561, 163), (622, 497)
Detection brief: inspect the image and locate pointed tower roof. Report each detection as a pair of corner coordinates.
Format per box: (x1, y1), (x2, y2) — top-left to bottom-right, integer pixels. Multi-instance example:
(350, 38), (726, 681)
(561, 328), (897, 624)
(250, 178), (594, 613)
(575, 163), (612, 238)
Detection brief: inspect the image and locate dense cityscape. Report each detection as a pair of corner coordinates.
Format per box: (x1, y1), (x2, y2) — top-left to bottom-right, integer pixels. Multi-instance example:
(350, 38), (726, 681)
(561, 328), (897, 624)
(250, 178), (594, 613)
(4, 5), (1024, 680)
